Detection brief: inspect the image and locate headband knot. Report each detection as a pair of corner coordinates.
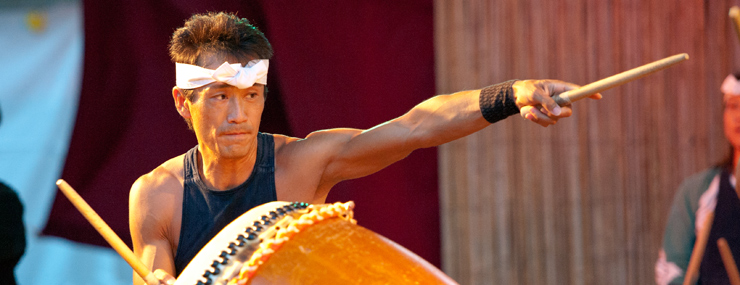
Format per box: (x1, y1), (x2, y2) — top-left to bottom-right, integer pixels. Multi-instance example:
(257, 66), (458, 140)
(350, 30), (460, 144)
(176, 59), (268, 90)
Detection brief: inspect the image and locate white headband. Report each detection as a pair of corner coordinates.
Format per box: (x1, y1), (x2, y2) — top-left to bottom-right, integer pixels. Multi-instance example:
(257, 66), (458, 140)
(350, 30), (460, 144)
(721, 74), (740, 101)
(176, 59), (269, 90)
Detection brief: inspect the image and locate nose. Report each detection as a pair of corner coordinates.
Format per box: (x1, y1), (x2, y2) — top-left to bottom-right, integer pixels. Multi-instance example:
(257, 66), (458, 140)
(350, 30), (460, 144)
(226, 97), (248, 124)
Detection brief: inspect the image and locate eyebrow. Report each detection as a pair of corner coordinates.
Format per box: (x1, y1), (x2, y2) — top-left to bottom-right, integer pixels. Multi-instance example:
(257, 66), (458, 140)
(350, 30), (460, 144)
(206, 83), (232, 90)
(205, 83), (263, 91)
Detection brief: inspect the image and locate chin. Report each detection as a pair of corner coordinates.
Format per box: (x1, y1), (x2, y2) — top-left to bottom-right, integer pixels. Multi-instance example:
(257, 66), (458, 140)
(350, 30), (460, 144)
(217, 144), (253, 159)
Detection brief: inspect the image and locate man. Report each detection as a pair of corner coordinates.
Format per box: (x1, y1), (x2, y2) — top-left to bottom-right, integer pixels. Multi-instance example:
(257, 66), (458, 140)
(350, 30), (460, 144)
(655, 73), (740, 285)
(130, 12), (600, 285)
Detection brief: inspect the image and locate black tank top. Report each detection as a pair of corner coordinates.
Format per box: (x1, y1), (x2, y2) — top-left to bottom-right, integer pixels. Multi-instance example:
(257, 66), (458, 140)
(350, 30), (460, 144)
(173, 132), (277, 276)
(699, 170), (740, 284)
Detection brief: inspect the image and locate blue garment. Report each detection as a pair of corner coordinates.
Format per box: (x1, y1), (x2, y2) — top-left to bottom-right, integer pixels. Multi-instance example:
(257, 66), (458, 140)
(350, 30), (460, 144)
(173, 132), (277, 276)
(699, 170), (740, 284)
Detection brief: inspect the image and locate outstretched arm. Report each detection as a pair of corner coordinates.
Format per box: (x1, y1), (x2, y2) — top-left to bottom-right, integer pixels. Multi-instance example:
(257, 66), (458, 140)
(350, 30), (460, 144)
(306, 79), (599, 192)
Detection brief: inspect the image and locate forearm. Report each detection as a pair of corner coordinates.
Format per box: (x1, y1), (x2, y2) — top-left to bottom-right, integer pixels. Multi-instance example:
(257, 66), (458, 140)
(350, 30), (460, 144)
(399, 81), (518, 148)
(132, 243), (176, 285)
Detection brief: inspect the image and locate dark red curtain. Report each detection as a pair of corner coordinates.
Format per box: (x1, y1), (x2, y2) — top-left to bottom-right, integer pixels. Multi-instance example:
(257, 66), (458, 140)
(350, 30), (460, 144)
(43, 0), (439, 267)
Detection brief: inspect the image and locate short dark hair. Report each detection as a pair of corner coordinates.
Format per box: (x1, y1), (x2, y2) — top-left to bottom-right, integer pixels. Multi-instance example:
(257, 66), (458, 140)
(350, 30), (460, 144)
(169, 11), (273, 67)
(169, 12), (273, 130)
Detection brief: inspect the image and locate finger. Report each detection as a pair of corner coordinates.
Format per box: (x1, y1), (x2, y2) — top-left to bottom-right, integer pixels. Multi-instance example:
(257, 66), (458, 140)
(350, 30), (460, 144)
(520, 106), (536, 120)
(531, 108), (556, 125)
(589, 93), (603, 100)
(538, 105), (572, 118)
(522, 106), (556, 126)
(520, 106), (540, 124)
(536, 93), (562, 116)
(153, 269), (176, 285)
(554, 105), (572, 117)
(143, 272), (160, 285)
(143, 274), (160, 285)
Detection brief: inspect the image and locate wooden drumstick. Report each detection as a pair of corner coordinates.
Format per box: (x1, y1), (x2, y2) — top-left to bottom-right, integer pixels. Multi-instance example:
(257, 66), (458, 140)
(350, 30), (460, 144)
(56, 179), (160, 285)
(553, 53), (689, 106)
(730, 7), (740, 44)
(718, 238), (740, 285)
(683, 211), (715, 285)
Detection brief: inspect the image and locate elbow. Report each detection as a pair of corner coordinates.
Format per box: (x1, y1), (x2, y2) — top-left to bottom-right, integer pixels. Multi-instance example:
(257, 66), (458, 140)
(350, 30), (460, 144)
(406, 126), (445, 149)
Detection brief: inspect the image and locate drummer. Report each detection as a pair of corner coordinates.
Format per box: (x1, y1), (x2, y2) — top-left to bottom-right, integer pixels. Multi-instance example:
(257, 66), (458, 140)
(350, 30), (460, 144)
(129, 11), (601, 285)
(655, 73), (740, 284)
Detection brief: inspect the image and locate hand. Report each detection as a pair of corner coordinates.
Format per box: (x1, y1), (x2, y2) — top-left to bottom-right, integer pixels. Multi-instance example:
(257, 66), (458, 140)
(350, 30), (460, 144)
(147, 269), (176, 285)
(512, 79), (602, 127)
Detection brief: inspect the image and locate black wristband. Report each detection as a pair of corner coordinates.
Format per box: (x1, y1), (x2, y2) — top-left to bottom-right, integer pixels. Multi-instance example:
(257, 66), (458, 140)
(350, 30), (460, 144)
(479, 80), (519, 123)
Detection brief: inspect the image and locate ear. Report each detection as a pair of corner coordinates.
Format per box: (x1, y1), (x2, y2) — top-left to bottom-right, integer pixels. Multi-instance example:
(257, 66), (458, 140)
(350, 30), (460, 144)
(173, 87), (191, 119)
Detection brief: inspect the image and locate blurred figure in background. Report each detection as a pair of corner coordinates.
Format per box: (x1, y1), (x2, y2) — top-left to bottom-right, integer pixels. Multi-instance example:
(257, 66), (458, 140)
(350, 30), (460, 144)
(0, 103), (27, 285)
(656, 73), (740, 285)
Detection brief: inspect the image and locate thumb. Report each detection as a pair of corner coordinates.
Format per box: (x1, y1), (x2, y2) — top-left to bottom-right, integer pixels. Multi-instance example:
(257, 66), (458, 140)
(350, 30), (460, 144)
(540, 97), (562, 116)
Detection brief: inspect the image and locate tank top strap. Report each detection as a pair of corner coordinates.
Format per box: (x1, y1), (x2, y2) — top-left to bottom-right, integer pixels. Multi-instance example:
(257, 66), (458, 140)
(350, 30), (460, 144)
(183, 145), (199, 181)
(255, 132), (275, 170)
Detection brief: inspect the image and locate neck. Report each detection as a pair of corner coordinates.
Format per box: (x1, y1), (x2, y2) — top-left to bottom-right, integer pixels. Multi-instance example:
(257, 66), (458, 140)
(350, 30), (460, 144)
(197, 141), (258, 191)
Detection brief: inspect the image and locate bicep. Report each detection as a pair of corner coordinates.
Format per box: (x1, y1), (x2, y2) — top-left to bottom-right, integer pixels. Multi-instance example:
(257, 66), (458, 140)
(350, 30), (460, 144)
(312, 124), (416, 185)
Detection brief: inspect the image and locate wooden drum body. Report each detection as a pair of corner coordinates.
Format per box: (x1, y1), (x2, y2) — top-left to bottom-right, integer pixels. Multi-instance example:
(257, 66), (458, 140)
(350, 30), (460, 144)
(175, 201), (457, 285)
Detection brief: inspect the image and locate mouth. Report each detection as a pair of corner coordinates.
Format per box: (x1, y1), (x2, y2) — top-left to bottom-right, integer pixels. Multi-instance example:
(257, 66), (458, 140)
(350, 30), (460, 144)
(220, 130), (250, 139)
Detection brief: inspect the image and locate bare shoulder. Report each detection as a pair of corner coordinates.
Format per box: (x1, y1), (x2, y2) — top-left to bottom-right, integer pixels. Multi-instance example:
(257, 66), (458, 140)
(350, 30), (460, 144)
(271, 130), (362, 202)
(273, 129), (360, 153)
(131, 155), (184, 202)
(129, 155), (185, 236)
(271, 133), (296, 151)
(272, 130), (362, 167)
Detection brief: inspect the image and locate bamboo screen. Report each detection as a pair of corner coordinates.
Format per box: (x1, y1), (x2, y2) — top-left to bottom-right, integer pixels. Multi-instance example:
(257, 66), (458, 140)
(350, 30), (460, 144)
(435, 1), (740, 284)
